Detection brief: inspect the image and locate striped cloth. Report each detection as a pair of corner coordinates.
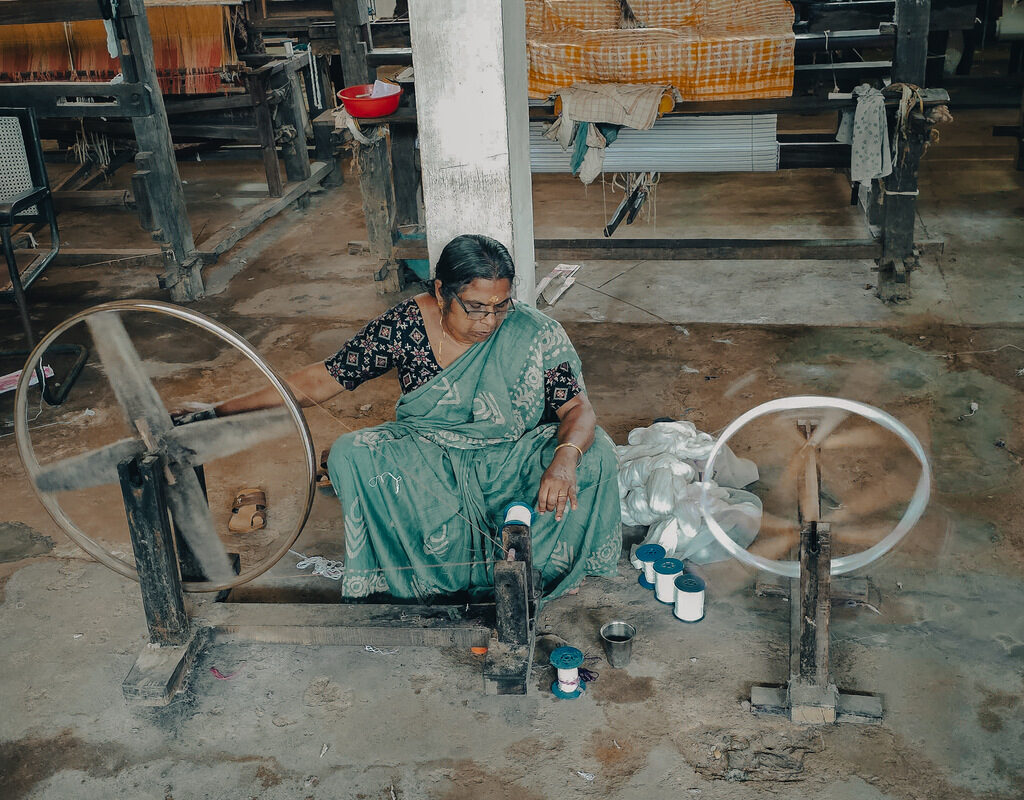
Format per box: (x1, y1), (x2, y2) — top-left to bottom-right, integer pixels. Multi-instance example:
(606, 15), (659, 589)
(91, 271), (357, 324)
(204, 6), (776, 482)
(527, 0), (795, 101)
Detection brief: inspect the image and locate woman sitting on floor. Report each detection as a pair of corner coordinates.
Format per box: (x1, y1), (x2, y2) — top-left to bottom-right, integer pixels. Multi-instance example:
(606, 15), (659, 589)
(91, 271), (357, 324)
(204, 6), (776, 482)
(214, 233), (621, 600)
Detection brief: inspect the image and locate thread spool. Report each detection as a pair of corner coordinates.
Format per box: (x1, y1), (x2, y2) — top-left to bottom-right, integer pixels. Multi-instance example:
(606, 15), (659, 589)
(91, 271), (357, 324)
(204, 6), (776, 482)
(550, 645), (586, 699)
(653, 557), (685, 604)
(635, 543), (666, 589)
(503, 502), (533, 527)
(674, 573), (706, 622)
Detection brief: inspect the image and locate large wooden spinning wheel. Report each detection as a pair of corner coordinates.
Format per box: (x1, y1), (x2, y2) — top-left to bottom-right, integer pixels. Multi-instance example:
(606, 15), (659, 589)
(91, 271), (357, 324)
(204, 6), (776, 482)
(14, 300), (316, 593)
(700, 396), (932, 578)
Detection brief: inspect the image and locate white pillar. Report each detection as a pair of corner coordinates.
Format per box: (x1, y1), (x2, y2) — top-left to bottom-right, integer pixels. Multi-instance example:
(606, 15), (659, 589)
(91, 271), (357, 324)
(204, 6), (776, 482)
(409, 0), (536, 301)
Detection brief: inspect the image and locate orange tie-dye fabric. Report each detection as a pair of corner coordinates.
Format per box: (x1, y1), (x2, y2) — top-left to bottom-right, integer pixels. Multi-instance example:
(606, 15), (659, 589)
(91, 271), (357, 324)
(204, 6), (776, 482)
(527, 0), (795, 101)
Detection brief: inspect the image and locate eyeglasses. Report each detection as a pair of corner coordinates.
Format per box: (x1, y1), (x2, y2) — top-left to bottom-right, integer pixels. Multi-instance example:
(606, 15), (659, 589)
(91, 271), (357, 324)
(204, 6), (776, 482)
(452, 294), (516, 320)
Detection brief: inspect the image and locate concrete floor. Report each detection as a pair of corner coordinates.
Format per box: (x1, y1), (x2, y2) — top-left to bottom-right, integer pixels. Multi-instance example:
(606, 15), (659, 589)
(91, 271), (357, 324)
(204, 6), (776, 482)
(1, 107), (1023, 799)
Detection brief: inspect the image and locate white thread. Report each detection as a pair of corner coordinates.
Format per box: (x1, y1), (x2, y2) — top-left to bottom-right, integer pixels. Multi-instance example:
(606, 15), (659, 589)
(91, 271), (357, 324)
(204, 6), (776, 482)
(654, 562), (683, 604)
(364, 645), (398, 655)
(503, 503), (532, 525)
(946, 343), (1024, 358)
(674, 578), (705, 622)
(309, 54), (323, 109)
(884, 189), (920, 196)
(369, 472), (402, 494)
(556, 666), (580, 693)
(641, 559), (657, 585)
(290, 549), (345, 580)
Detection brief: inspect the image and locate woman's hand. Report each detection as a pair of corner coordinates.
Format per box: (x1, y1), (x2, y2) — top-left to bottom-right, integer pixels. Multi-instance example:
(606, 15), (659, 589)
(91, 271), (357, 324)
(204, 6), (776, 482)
(537, 449), (579, 521)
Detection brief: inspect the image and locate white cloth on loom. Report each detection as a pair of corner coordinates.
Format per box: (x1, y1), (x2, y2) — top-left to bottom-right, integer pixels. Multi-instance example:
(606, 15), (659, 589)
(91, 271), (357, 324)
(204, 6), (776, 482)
(836, 83), (893, 184)
(553, 83), (673, 130)
(543, 83), (675, 184)
(617, 421), (763, 566)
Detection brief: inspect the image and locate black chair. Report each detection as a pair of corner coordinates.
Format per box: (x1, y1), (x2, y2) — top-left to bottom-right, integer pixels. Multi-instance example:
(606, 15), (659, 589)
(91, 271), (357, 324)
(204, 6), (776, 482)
(1, 107), (86, 405)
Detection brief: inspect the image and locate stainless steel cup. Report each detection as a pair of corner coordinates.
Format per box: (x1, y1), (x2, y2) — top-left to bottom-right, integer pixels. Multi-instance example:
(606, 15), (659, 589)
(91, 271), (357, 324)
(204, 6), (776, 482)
(600, 620), (636, 668)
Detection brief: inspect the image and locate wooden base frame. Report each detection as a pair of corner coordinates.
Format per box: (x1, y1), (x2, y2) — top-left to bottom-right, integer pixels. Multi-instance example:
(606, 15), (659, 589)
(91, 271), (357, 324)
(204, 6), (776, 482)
(115, 449), (537, 705)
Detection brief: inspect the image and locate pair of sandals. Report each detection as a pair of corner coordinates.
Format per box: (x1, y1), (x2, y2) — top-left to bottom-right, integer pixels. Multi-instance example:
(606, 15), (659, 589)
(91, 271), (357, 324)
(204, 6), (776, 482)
(229, 488), (267, 533)
(231, 449), (332, 533)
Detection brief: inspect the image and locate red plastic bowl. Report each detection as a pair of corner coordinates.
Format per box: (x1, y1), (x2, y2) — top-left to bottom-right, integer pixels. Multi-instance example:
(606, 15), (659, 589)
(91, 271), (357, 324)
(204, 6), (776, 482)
(338, 83), (402, 119)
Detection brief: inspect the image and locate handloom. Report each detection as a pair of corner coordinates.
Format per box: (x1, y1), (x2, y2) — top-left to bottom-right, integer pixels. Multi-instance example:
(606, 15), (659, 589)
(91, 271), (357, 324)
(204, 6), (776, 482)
(0, 4), (239, 95)
(0, 0), (331, 302)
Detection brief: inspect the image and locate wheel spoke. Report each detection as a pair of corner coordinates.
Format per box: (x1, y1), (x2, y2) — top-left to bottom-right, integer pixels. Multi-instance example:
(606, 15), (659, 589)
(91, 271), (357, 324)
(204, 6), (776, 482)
(163, 465), (235, 583)
(35, 437), (145, 492)
(85, 312), (172, 439)
(162, 408), (297, 467)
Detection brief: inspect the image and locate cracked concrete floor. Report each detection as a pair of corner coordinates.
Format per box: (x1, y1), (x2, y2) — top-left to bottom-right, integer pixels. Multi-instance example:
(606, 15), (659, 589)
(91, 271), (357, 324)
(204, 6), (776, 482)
(1, 108), (1023, 799)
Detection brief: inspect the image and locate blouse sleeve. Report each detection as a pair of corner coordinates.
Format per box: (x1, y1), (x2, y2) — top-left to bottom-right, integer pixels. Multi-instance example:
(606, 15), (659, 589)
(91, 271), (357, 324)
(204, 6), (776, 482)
(324, 306), (405, 391)
(544, 360), (582, 415)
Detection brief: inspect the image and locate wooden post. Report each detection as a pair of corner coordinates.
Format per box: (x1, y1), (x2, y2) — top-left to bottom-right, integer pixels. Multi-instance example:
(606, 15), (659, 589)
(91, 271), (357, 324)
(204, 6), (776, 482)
(355, 130), (401, 293)
(312, 109), (346, 188)
(485, 520), (536, 694)
(1017, 88), (1024, 173)
(331, 0), (370, 87)
(115, 0), (201, 301)
(390, 123), (419, 227)
(245, 71), (284, 198)
(494, 522), (534, 646)
(797, 522), (832, 686)
(118, 454), (189, 646)
(893, 0), (931, 86)
(131, 151), (155, 232)
(494, 561), (529, 646)
(271, 67), (312, 185)
(878, 0), (931, 302)
(878, 113), (928, 301)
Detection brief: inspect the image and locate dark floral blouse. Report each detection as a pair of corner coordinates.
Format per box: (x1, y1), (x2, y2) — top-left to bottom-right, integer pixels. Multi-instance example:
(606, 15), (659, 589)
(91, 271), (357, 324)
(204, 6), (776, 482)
(325, 297), (582, 417)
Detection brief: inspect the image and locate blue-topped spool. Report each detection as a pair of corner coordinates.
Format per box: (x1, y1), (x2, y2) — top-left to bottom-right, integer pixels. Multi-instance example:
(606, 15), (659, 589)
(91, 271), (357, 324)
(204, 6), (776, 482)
(653, 557), (685, 604)
(635, 543), (666, 589)
(674, 572), (707, 623)
(550, 645), (586, 699)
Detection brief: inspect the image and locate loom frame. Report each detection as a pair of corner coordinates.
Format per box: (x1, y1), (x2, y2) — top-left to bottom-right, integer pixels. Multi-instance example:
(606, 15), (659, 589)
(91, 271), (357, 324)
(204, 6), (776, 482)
(305, 0), (950, 302)
(0, 0), (332, 301)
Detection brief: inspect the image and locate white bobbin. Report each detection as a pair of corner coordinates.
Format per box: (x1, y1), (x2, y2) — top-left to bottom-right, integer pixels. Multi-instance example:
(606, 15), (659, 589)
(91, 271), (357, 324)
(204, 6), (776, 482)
(673, 573), (706, 623)
(653, 558), (685, 604)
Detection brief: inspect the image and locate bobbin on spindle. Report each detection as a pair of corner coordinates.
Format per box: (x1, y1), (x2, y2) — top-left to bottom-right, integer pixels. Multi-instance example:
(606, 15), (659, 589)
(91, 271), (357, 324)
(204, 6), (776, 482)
(550, 645), (586, 699)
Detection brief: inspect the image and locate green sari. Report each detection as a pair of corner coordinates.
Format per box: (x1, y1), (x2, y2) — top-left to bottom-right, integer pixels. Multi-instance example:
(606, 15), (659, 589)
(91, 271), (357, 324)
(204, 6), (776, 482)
(326, 303), (621, 601)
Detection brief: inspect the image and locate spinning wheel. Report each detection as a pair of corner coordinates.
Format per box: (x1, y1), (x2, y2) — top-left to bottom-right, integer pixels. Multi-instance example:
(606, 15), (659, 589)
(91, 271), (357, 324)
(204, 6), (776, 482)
(700, 396), (932, 578)
(14, 300), (316, 593)
(698, 396), (932, 724)
(15, 302), (530, 706)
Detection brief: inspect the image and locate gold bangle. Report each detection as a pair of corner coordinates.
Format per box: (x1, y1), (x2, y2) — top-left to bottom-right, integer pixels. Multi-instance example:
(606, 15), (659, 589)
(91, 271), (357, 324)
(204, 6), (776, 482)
(554, 442), (584, 466)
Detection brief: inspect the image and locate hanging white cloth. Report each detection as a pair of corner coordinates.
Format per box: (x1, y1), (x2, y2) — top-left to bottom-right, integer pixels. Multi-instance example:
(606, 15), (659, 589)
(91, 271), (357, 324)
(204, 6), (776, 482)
(836, 83), (892, 184)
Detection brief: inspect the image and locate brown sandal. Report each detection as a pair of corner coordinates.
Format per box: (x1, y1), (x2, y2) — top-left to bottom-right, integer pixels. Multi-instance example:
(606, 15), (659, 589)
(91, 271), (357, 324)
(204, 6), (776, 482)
(229, 488), (267, 532)
(316, 449), (333, 490)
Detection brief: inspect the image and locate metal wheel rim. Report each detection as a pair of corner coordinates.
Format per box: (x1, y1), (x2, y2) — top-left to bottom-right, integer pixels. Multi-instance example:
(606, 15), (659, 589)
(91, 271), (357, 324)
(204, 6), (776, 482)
(699, 395), (931, 578)
(14, 299), (317, 593)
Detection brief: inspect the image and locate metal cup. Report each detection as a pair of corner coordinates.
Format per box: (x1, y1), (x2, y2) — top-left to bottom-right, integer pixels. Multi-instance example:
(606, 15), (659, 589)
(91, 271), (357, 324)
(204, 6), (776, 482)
(600, 620), (636, 668)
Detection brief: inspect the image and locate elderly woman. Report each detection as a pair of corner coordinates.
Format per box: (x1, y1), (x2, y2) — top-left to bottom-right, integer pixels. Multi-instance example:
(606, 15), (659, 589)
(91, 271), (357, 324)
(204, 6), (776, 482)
(215, 234), (621, 600)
